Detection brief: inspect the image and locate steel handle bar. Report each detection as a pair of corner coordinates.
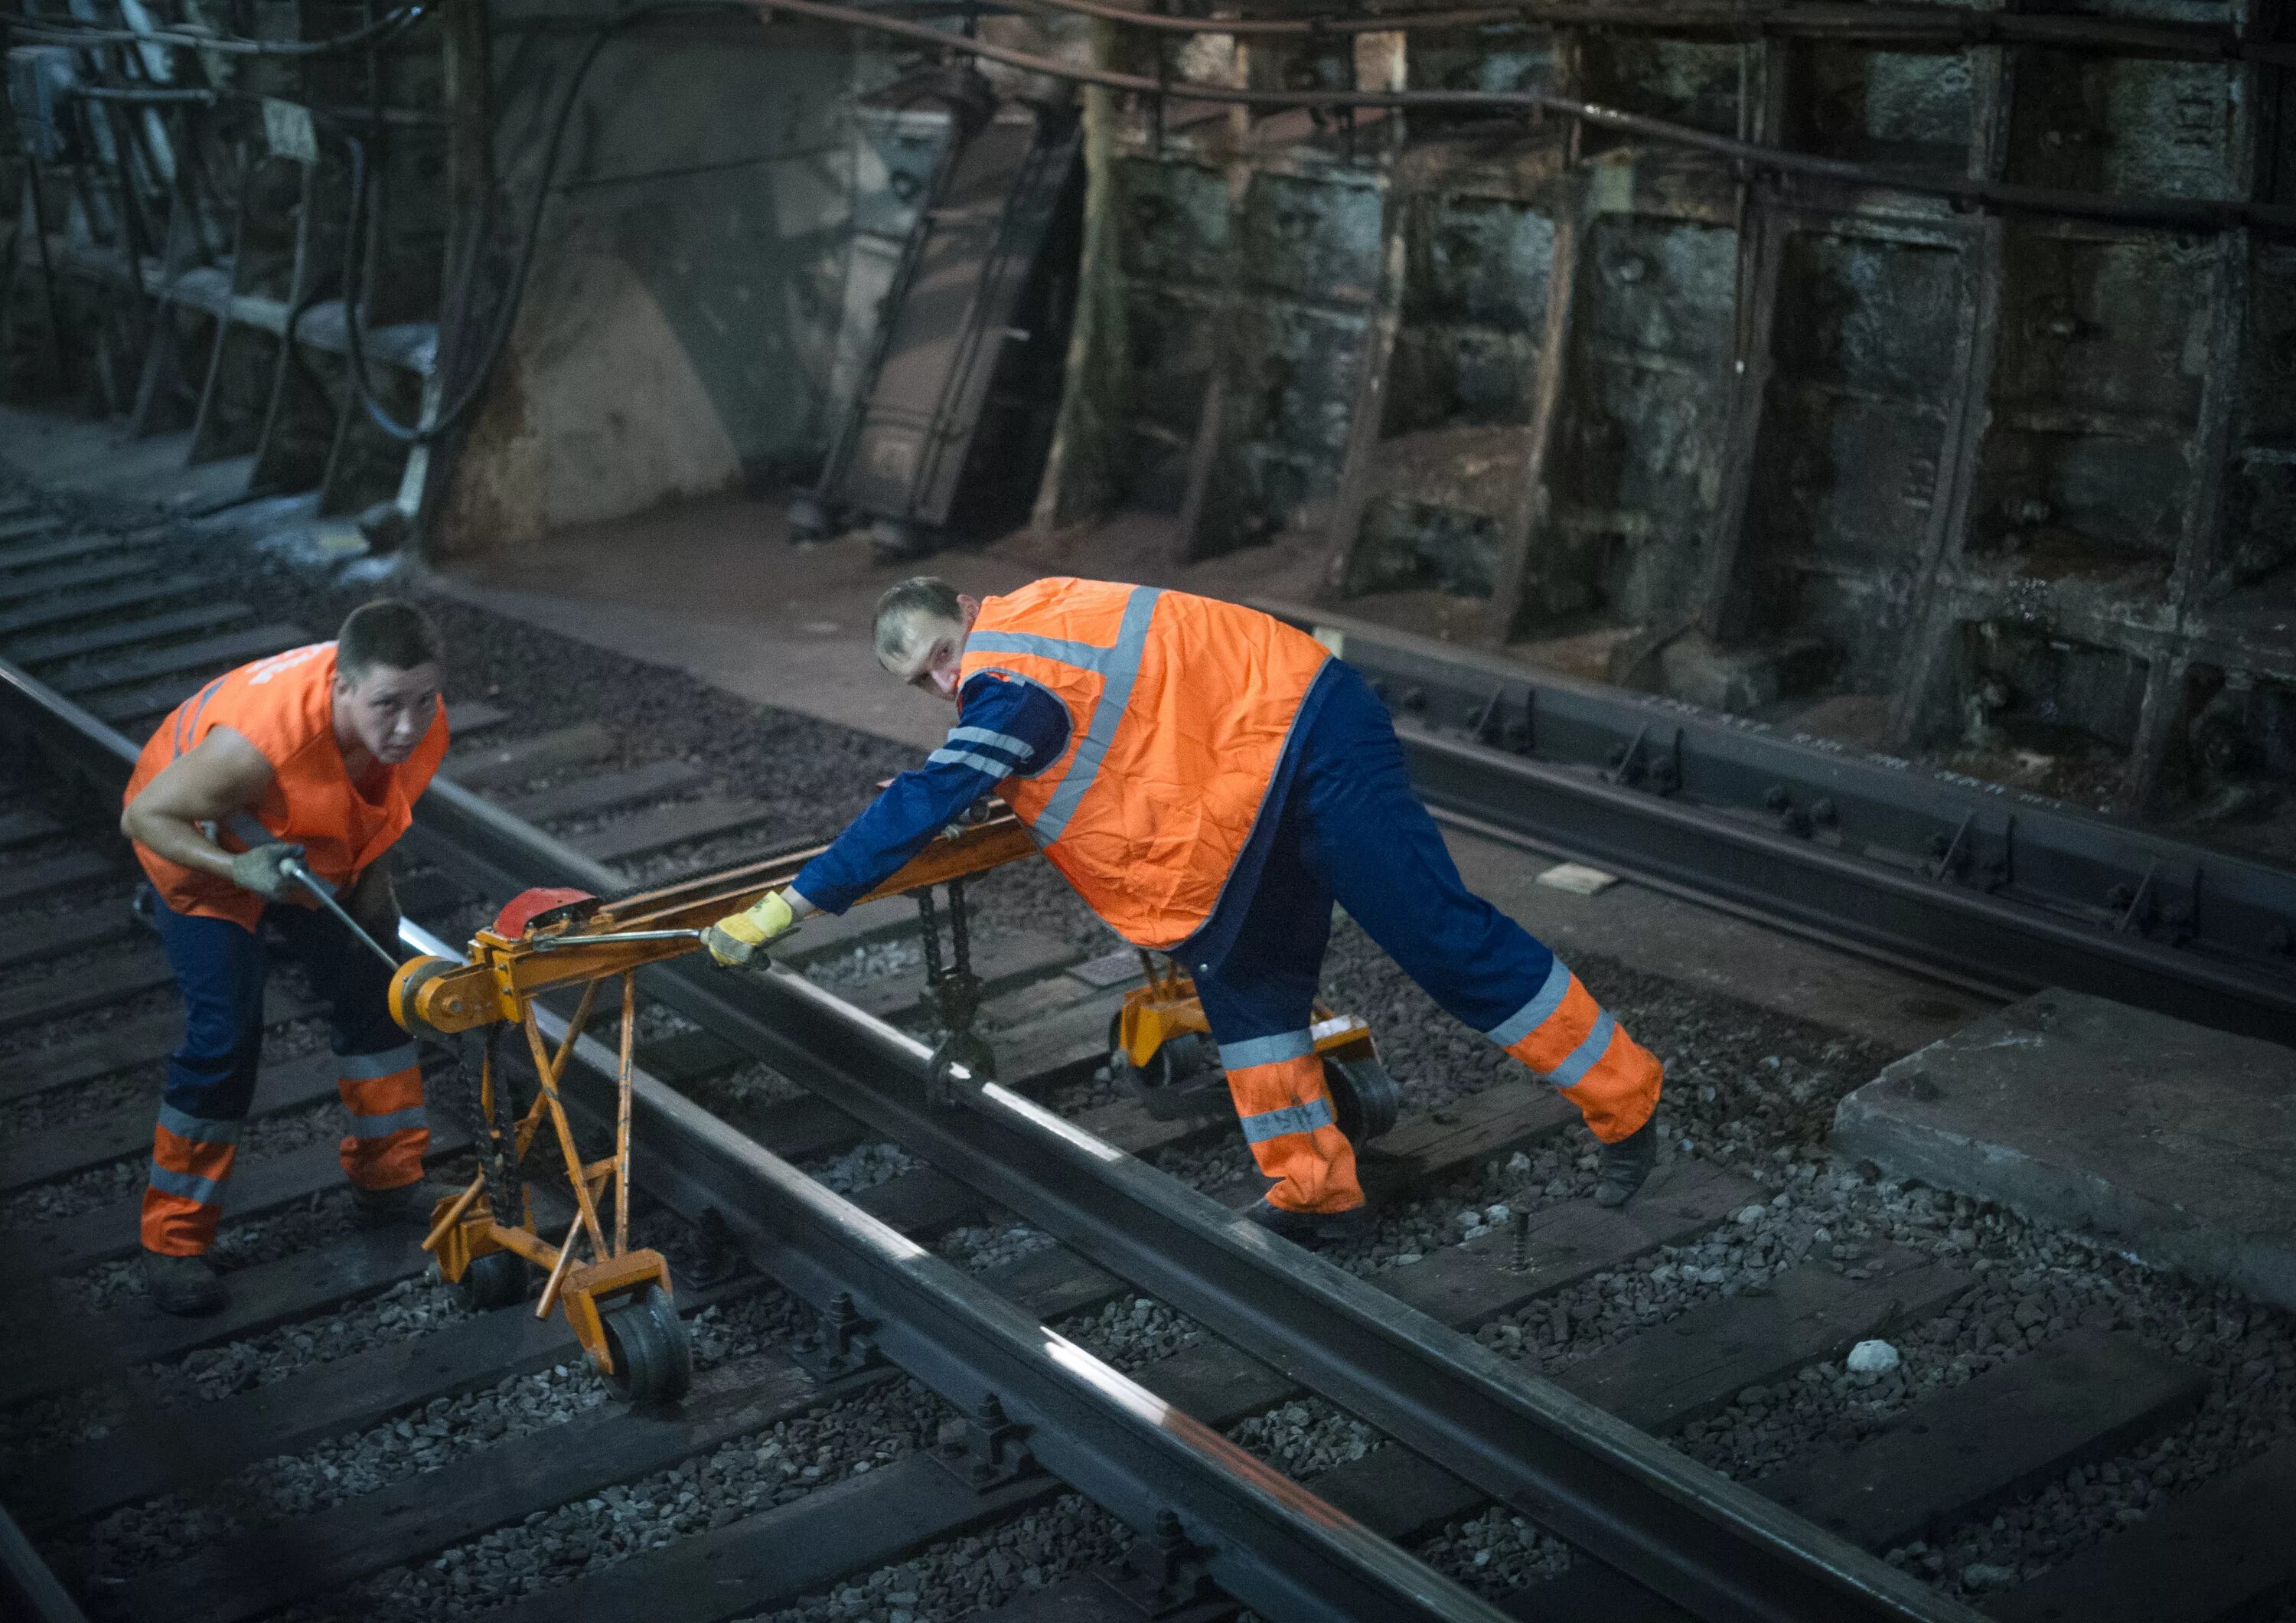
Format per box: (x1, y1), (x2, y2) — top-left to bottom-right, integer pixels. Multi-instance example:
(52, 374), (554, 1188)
(280, 857), (407, 975)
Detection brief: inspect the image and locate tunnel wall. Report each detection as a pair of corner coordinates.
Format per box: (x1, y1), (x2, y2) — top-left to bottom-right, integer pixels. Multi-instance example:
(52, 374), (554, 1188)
(1062, 2), (2293, 817)
(434, 7), (892, 549)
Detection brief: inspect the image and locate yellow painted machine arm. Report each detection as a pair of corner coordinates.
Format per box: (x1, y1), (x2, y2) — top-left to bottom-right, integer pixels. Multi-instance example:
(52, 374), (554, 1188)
(390, 812), (1038, 1041)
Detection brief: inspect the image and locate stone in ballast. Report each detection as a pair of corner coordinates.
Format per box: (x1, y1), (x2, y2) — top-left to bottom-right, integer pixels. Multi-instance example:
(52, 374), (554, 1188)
(1844, 1339), (1900, 1375)
(1831, 991), (2296, 1311)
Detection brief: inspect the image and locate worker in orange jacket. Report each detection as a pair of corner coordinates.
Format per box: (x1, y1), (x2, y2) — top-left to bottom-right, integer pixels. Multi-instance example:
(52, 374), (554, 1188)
(708, 577), (1663, 1245)
(120, 601), (450, 1314)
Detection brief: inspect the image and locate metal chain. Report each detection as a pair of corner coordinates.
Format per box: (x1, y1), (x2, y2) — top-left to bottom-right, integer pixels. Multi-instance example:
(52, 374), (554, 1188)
(915, 887), (944, 985)
(947, 877), (972, 981)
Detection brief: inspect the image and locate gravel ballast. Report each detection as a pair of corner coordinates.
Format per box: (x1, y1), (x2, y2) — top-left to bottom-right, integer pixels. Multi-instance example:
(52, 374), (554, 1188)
(11, 498), (2294, 1619)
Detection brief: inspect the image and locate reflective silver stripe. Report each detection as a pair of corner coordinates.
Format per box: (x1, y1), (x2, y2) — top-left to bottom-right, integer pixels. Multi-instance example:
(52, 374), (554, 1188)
(148, 1162), (223, 1204)
(947, 726), (1035, 762)
(346, 1104), (429, 1138)
(1486, 958), (1573, 1048)
(1238, 1096), (1336, 1144)
(1030, 587), (1162, 844)
(1218, 1029), (1316, 1071)
(172, 673), (228, 758)
(156, 1105), (241, 1145)
(964, 629), (1127, 672)
(928, 748), (1021, 778)
(966, 668), (1072, 779)
(339, 1043), (420, 1081)
(1545, 1011), (1618, 1090)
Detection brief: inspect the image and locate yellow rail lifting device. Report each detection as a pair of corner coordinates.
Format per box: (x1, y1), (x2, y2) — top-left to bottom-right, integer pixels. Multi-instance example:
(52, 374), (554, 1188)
(386, 815), (1035, 1403)
(386, 807), (1394, 1401)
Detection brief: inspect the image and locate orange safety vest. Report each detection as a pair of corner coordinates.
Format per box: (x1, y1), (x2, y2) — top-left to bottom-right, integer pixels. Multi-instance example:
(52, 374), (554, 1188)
(958, 579), (1329, 949)
(123, 642), (449, 931)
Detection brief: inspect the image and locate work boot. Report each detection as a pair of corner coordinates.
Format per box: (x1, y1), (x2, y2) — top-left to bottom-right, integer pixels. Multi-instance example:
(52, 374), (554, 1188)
(141, 1249), (227, 1317)
(351, 1180), (447, 1230)
(1592, 1116), (1658, 1208)
(1243, 1198), (1373, 1250)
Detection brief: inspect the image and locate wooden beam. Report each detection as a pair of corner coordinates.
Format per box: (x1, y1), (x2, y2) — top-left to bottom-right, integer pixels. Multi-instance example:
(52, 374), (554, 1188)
(1885, 27), (2020, 750)
(1883, 208), (2003, 748)
(1320, 188), (1408, 599)
(1030, 17), (1133, 537)
(2119, 31), (2265, 815)
(1482, 203), (1582, 644)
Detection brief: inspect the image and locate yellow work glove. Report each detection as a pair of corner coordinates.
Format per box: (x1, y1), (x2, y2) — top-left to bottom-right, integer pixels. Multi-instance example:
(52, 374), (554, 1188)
(703, 891), (796, 967)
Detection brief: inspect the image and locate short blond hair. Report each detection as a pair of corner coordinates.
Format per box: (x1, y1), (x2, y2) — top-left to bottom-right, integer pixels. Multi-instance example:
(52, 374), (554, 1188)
(873, 576), (964, 667)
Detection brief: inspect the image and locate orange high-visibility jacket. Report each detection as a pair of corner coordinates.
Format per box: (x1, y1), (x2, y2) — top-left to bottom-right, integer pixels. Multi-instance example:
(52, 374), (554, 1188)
(124, 642), (449, 931)
(957, 579), (1329, 949)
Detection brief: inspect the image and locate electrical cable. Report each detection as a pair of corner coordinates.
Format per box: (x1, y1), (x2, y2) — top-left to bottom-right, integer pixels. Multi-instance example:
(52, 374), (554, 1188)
(1, 5), (428, 57)
(983, 0), (2292, 65)
(744, 0), (2296, 236)
(334, 0), (2288, 450)
(73, 83), (216, 103)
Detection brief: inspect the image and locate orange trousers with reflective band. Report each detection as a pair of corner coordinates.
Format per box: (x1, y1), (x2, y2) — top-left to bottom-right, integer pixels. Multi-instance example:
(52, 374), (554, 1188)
(141, 893), (429, 1256)
(142, 1051), (429, 1254)
(1219, 1037), (1362, 1214)
(1187, 660), (1662, 1216)
(1489, 959), (1662, 1144)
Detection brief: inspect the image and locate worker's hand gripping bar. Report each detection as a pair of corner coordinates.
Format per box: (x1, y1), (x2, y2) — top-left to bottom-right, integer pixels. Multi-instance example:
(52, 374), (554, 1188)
(386, 812), (1035, 1042)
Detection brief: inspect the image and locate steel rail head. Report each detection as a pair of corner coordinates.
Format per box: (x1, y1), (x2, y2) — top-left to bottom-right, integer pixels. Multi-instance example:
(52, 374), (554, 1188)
(388, 721), (1990, 1623)
(441, 929), (1516, 1623)
(646, 957), (1988, 1623)
(5, 638), (1980, 1623)
(0, 1501), (89, 1623)
(1250, 602), (2296, 1047)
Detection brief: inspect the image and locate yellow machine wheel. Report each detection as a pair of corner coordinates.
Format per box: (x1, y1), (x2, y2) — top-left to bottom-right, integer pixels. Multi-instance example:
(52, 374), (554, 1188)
(389, 954), (464, 1043)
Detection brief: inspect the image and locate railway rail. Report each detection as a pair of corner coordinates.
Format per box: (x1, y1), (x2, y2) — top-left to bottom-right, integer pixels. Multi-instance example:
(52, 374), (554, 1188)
(1257, 601), (2296, 1048)
(0, 490), (2287, 1622)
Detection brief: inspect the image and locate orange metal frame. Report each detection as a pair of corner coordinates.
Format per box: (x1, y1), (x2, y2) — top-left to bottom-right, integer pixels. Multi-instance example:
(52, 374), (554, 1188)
(390, 812), (1371, 1378)
(1116, 952), (1378, 1073)
(391, 815), (1038, 1379)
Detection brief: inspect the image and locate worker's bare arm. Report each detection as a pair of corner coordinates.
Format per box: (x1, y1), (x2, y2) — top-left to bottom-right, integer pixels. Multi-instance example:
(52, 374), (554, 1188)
(119, 727), (278, 883)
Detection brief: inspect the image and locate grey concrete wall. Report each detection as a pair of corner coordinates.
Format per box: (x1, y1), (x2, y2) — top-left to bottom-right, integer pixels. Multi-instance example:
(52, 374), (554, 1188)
(439, 8), (876, 548)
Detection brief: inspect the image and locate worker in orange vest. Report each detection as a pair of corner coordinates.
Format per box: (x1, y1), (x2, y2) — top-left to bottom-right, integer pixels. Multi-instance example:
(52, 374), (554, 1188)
(120, 601), (451, 1314)
(709, 577), (1664, 1246)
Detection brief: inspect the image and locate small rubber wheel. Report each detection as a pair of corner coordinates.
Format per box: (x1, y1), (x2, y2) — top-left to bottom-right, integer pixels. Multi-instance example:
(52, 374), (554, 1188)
(603, 1285), (691, 1405)
(1108, 1014), (1218, 1095)
(1325, 1054), (1400, 1143)
(459, 1249), (530, 1311)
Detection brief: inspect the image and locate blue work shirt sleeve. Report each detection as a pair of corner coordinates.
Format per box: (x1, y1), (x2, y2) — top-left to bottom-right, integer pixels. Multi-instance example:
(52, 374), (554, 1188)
(791, 674), (1069, 915)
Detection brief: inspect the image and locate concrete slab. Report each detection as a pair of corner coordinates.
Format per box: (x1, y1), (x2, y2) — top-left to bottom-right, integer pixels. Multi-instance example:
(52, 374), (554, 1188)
(0, 407), (253, 516)
(1832, 991), (2296, 1309)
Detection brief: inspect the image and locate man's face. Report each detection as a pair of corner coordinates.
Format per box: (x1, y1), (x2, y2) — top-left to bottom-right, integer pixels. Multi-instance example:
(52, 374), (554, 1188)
(335, 661), (444, 765)
(882, 599), (977, 704)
